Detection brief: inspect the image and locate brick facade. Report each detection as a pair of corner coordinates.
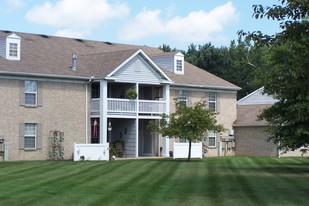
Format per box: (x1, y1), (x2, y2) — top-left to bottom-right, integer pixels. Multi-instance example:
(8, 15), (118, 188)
(0, 79), (87, 161)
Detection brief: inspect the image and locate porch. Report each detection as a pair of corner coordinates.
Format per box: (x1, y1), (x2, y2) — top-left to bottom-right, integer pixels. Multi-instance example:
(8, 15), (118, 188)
(91, 98), (166, 116)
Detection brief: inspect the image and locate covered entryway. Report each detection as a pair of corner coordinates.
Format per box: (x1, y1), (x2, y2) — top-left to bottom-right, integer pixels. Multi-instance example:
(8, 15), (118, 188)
(138, 120), (158, 157)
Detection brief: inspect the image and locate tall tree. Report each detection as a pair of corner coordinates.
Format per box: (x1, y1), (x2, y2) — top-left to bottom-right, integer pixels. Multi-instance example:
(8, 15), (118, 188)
(239, 0), (309, 150)
(148, 100), (224, 161)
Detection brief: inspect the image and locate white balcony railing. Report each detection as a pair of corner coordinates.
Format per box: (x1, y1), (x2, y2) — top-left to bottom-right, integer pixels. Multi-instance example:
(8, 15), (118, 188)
(91, 98), (166, 115)
(91, 98), (100, 113)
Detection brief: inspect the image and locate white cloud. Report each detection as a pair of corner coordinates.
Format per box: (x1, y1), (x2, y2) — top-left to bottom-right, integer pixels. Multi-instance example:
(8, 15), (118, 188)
(119, 1), (239, 43)
(55, 29), (90, 39)
(9, 0), (24, 8)
(26, 0), (129, 38)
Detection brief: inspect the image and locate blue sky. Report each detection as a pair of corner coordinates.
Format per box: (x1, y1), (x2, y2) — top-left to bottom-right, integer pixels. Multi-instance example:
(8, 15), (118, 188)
(0, 0), (281, 50)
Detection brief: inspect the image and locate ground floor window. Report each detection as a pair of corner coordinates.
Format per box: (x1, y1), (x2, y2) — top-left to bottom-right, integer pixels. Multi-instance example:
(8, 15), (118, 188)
(208, 131), (216, 147)
(24, 123), (36, 148)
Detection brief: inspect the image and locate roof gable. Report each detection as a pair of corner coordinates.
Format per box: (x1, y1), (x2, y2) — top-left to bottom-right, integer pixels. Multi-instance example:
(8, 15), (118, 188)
(106, 50), (172, 84)
(237, 87), (277, 105)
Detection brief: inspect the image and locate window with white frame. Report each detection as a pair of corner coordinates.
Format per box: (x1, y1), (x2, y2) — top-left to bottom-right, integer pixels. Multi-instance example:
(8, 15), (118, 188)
(208, 92), (217, 112)
(208, 131), (216, 147)
(9, 43), (18, 57)
(24, 123), (36, 149)
(176, 59), (183, 72)
(25, 80), (37, 105)
(178, 90), (188, 107)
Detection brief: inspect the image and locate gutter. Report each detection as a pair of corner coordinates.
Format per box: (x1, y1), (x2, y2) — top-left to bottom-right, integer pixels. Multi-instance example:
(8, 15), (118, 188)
(0, 71), (91, 81)
(171, 83), (241, 91)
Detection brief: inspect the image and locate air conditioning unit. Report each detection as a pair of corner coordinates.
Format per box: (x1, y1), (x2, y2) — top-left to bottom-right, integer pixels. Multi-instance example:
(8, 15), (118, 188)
(228, 129), (234, 136)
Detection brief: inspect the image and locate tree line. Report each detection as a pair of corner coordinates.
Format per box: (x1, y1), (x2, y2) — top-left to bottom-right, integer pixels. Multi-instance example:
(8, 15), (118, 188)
(159, 38), (269, 100)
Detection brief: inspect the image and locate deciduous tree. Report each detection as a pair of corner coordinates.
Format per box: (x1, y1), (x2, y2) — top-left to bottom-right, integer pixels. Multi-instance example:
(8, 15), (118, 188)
(148, 100), (224, 161)
(239, 0), (309, 150)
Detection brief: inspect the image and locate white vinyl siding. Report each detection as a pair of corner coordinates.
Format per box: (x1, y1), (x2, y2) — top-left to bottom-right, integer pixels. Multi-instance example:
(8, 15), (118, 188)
(114, 56), (162, 84)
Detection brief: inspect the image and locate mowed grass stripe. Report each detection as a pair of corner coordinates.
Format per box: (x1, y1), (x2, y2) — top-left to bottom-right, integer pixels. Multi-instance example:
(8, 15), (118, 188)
(0, 157), (308, 206)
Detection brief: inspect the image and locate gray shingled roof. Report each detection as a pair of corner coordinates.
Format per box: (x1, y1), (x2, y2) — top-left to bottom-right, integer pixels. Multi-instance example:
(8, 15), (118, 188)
(0, 30), (240, 90)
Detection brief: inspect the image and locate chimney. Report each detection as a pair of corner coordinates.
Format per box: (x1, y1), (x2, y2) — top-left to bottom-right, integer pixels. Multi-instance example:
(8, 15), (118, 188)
(72, 53), (77, 71)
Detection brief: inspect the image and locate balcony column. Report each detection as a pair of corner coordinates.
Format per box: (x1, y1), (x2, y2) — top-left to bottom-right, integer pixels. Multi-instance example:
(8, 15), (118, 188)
(162, 84), (170, 157)
(135, 83), (139, 157)
(100, 80), (108, 144)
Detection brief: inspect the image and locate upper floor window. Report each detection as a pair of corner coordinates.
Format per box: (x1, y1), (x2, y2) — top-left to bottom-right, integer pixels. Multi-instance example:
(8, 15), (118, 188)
(5, 33), (21, 60)
(91, 82), (100, 98)
(176, 60), (183, 72)
(174, 52), (184, 74)
(178, 90), (188, 107)
(209, 92), (217, 112)
(25, 80), (37, 105)
(9, 43), (18, 57)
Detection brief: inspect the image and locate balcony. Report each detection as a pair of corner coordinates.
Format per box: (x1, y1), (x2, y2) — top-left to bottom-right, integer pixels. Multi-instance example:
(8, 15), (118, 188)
(91, 98), (166, 116)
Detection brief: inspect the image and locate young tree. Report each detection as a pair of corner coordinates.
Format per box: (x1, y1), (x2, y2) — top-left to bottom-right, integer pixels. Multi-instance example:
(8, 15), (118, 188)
(239, 0), (309, 150)
(149, 100), (224, 161)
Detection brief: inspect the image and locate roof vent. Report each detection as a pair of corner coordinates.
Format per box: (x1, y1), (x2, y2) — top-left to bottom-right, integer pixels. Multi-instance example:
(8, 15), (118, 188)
(75, 38), (84, 42)
(72, 53), (77, 71)
(39, 34), (49, 38)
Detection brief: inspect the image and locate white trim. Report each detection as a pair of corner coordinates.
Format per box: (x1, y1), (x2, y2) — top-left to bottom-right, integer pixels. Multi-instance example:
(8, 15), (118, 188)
(174, 52), (184, 74)
(237, 87), (264, 104)
(6, 33), (21, 61)
(106, 49), (173, 83)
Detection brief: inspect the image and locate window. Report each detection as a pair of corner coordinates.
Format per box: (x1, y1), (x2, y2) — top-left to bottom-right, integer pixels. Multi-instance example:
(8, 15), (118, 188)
(9, 43), (18, 57)
(178, 90), (188, 107)
(176, 59), (183, 72)
(208, 92), (217, 111)
(24, 123), (36, 149)
(25, 80), (37, 105)
(208, 131), (216, 147)
(91, 82), (100, 98)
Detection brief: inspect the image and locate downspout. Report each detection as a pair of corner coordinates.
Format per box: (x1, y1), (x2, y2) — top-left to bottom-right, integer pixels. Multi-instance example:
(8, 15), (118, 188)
(85, 76), (94, 144)
(85, 83), (88, 144)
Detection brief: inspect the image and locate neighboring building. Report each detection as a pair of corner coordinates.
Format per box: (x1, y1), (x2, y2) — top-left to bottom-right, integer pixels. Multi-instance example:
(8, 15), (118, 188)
(0, 30), (240, 161)
(234, 87), (308, 157)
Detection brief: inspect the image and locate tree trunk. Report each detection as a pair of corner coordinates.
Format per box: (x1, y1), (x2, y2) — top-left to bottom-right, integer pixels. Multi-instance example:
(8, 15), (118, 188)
(187, 140), (192, 161)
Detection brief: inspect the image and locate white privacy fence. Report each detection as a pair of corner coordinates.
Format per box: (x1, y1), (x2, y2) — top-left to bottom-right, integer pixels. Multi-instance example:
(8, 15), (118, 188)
(173, 142), (203, 159)
(74, 143), (109, 161)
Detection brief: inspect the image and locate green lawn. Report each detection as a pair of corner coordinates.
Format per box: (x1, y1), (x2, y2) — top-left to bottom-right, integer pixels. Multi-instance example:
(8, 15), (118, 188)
(0, 157), (308, 206)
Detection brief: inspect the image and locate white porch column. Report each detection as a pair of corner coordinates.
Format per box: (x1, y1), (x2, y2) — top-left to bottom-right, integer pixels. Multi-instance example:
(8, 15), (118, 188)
(135, 83), (139, 157)
(162, 84), (170, 157)
(100, 80), (108, 143)
(135, 118), (139, 157)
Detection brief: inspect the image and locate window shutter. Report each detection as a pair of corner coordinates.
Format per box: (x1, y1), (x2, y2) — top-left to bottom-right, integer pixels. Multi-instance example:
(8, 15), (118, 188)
(205, 92), (209, 109)
(19, 81), (25, 106)
(37, 81), (43, 107)
(216, 93), (220, 112)
(19, 123), (24, 149)
(36, 123), (42, 149)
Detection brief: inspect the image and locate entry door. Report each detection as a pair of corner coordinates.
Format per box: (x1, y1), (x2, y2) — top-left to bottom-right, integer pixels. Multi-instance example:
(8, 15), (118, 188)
(139, 120), (153, 156)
